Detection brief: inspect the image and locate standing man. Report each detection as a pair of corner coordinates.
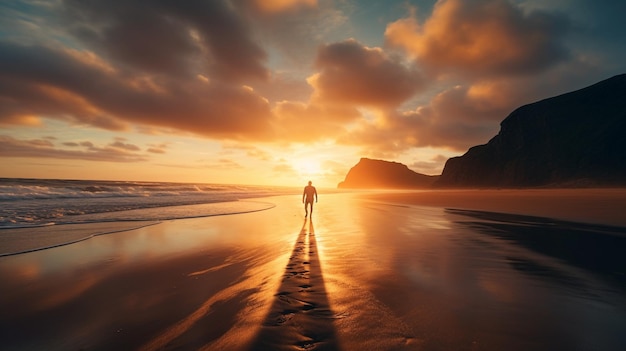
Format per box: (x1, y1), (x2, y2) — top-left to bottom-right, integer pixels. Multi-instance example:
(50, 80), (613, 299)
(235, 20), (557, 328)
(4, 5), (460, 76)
(302, 180), (318, 217)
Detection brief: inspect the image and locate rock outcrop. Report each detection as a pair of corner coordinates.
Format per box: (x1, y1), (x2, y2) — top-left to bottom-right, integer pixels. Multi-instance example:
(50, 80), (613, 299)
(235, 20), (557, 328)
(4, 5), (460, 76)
(338, 158), (438, 189)
(435, 74), (626, 187)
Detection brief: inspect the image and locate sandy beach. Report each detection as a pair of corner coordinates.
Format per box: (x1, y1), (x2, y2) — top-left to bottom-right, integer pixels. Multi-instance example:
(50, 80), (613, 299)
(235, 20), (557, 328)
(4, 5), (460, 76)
(1, 190), (626, 350)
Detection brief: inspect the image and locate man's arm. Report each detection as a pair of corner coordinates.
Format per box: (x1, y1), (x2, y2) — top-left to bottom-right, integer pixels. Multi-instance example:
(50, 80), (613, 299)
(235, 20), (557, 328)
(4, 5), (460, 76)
(315, 188), (318, 202)
(302, 188), (305, 203)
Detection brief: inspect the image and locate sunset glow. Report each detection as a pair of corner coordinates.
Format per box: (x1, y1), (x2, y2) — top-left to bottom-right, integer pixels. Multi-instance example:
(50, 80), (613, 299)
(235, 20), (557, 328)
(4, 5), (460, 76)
(1, 0), (624, 187)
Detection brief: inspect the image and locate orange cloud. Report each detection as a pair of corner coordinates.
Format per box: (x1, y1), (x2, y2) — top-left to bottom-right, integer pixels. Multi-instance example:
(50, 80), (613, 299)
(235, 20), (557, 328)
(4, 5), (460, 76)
(0, 42), (275, 140)
(272, 100), (360, 142)
(385, 0), (570, 76)
(249, 0), (317, 14)
(0, 74), (127, 131)
(338, 80), (524, 153)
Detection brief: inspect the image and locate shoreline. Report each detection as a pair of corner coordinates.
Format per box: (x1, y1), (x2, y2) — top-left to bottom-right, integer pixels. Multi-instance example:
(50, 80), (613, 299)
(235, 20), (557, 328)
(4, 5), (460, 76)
(3, 188), (625, 257)
(0, 200), (277, 257)
(0, 221), (161, 257)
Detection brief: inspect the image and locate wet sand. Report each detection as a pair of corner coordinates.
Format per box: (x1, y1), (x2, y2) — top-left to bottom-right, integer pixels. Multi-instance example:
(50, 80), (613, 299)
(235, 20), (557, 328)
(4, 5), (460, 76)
(363, 188), (626, 227)
(1, 190), (625, 350)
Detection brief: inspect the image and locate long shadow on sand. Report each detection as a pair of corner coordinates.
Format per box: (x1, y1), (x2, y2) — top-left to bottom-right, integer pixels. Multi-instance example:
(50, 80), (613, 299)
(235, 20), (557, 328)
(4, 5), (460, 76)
(447, 209), (626, 289)
(248, 218), (340, 351)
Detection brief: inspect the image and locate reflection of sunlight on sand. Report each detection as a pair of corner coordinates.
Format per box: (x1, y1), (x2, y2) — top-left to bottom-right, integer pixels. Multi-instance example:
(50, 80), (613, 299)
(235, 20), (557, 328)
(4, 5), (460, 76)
(139, 248), (288, 351)
(13, 262), (40, 280)
(4, 192), (625, 350)
(187, 261), (235, 277)
(312, 194), (434, 349)
(140, 197), (304, 350)
(36, 275), (101, 310)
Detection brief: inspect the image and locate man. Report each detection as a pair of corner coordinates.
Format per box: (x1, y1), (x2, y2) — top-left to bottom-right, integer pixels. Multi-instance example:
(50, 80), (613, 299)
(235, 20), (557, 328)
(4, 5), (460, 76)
(302, 180), (318, 217)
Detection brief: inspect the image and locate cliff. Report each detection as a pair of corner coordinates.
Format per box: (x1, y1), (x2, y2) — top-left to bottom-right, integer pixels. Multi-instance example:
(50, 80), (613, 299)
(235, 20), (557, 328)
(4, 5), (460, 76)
(338, 158), (438, 189)
(435, 74), (626, 187)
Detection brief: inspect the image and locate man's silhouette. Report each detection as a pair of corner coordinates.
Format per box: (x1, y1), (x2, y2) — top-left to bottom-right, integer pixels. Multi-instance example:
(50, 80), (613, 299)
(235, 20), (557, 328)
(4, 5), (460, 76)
(302, 181), (318, 217)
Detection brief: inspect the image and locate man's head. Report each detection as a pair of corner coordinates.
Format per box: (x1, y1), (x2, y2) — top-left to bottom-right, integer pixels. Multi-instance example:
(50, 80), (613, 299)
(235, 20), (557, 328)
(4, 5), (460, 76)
(308, 181), (312, 185)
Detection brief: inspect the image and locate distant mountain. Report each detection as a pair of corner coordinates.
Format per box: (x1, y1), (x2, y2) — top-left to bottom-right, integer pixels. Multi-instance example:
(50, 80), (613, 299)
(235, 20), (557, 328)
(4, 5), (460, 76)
(435, 74), (626, 187)
(338, 158), (438, 189)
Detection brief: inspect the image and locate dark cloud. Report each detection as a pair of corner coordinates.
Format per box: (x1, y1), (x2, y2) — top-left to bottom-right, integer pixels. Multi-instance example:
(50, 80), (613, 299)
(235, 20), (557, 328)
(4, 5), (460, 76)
(62, 0), (268, 82)
(147, 148), (165, 154)
(146, 142), (168, 154)
(312, 39), (423, 108)
(27, 138), (55, 148)
(0, 41), (128, 130)
(109, 141), (140, 151)
(338, 83), (508, 153)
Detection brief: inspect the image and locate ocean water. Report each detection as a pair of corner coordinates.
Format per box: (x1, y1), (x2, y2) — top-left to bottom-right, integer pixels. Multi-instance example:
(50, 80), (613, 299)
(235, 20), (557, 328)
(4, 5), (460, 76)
(0, 178), (298, 228)
(0, 178), (302, 256)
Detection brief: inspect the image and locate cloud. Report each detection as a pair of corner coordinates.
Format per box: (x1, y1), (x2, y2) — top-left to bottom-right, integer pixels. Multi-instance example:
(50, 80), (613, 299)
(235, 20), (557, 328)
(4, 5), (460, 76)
(147, 148), (166, 154)
(333, 0), (599, 156)
(0, 44), (128, 130)
(146, 143), (168, 154)
(0, 41), (275, 139)
(339, 82), (517, 153)
(62, 0), (268, 82)
(267, 39), (419, 143)
(385, 0), (570, 77)
(272, 100), (360, 142)
(410, 154), (449, 175)
(109, 141), (141, 152)
(311, 39), (423, 109)
(0, 135), (149, 162)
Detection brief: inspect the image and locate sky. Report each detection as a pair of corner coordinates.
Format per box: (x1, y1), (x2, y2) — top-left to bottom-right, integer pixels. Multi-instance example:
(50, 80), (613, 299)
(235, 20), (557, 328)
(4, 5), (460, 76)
(1, 0), (625, 187)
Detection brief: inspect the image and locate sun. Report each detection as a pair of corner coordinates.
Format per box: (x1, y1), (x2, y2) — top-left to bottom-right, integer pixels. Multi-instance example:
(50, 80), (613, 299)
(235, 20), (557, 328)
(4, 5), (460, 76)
(292, 159), (323, 179)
